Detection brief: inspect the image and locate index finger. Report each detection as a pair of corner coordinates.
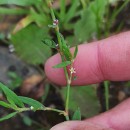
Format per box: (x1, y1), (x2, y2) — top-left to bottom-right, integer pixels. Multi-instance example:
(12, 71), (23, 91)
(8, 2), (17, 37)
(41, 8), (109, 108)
(45, 32), (130, 86)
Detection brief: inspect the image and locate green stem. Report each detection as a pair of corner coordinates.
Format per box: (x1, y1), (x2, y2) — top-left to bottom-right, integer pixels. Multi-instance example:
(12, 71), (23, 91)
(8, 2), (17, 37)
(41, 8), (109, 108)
(65, 115), (70, 121)
(44, 107), (64, 114)
(16, 107), (64, 114)
(65, 83), (71, 113)
(80, 0), (86, 9)
(104, 81), (109, 110)
(48, 0), (71, 120)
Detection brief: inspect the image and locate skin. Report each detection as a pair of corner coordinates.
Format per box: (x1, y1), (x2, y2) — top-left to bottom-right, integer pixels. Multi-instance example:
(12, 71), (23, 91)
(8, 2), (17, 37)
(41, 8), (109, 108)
(45, 31), (130, 130)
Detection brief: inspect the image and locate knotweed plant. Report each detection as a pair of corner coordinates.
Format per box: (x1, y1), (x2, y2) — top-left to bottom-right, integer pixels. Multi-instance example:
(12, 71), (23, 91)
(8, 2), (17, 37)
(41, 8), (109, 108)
(0, 0), (81, 122)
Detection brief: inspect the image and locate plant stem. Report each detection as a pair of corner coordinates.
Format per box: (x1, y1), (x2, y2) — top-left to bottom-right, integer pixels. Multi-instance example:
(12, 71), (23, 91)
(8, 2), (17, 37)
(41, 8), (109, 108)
(104, 81), (109, 110)
(80, 0), (86, 9)
(16, 107), (65, 115)
(65, 115), (70, 121)
(65, 62), (73, 113)
(44, 107), (64, 114)
(48, 0), (72, 120)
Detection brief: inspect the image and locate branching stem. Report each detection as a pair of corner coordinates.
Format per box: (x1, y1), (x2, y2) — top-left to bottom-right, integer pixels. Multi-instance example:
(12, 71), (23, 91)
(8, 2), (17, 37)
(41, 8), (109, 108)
(47, 0), (75, 120)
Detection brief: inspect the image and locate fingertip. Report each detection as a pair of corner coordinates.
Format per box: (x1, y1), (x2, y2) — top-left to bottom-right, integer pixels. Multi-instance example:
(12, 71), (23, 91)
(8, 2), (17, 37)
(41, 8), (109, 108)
(45, 54), (66, 85)
(50, 121), (113, 130)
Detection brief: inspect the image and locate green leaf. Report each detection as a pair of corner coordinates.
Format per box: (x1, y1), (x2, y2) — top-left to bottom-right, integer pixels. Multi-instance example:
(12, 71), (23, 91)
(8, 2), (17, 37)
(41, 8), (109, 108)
(72, 108), (81, 120)
(0, 7), (29, 15)
(65, 0), (80, 23)
(60, 0), (66, 21)
(19, 96), (44, 110)
(29, 8), (50, 27)
(74, 0), (107, 42)
(0, 83), (24, 108)
(60, 34), (72, 61)
(0, 101), (12, 108)
(11, 24), (52, 65)
(60, 86), (100, 118)
(0, 112), (18, 122)
(73, 45), (78, 59)
(0, 0), (41, 6)
(23, 115), (32, 126)
(53, 61), (71, 68)
(42, 38), (56, 48)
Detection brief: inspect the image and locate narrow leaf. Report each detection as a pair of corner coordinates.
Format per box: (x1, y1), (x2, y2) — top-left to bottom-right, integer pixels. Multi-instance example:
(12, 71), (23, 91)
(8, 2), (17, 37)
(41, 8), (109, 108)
(19, 96), (44, 110)
(53, 61), (71, 68)
(0, 112), (18, 122)
(0, 0), (41, 6)
(74, 45), (78, 59)
(60, 34), (72, 61)
(0, 7), (28, 15)
(0, 83), (24, 108)
(65, 0), (80, 23)
(42, 38), (56, 48)
(60, 0), (66, 21)
(13, 15), (34, 34)
(0, 101), (12, 108)
(72, 108), (81, 120)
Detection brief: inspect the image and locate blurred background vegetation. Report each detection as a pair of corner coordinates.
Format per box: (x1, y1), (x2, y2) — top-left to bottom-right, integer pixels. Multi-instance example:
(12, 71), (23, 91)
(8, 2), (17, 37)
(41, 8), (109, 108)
(0, 0), (130, 130)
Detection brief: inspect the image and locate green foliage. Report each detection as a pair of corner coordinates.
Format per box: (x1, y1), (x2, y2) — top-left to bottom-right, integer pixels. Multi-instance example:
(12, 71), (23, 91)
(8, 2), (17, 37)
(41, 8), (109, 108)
(53, 61), (71, 68)
(0, 101), (12, 108)
(22, 115), (32, 126)
(60, 34), (72, 61)
(74, 0), (107, 42)
(64, 0), (80, 23)
(0, 0), (41, 6)
(61, 86), (100, 118)
(8, 72), (22, 90)
(0, 83), (24, 108)
(72, 108), (81, 120)
(11, 24), (52, 65)
(73, 45), (78, 59)
(0, 7), (29, 15)
(42, 39), (57, 49)
(0, 112), (18, 122)
(0, 82), (45, 121)
(0, 0), (129, 126)
(19, 96), (44, 110)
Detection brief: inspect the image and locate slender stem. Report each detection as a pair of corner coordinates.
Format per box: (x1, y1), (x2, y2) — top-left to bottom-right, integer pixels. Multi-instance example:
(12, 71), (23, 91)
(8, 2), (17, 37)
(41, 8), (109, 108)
(65, 62), (73, 112)
(65, 115), (70, 121)
(15, 107), (31, 112)
(16, 107), (64, 114)
(80, 0), (86, 9)
(104, 81), (109, 110)
(44, 107), (64, 114)
(48, 0), (72, 120)
(65, 84), (71, 113)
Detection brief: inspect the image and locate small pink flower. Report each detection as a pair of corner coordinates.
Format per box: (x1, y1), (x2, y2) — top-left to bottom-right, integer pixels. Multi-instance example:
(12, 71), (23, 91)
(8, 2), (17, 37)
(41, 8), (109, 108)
(53, 19), (59, 26)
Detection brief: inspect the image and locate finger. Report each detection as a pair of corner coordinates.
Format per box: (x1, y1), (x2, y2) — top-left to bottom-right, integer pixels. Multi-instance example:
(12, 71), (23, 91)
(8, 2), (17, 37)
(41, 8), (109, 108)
(50, 98), (130, 130)
(50, 121), (113, 130)
(85, 98), (130, 130)
(45, 31), (130, 85)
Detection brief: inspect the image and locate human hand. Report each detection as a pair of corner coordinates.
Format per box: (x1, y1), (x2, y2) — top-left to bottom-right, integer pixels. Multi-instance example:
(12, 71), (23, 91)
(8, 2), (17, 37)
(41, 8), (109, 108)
(45, 32), (130, 130)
